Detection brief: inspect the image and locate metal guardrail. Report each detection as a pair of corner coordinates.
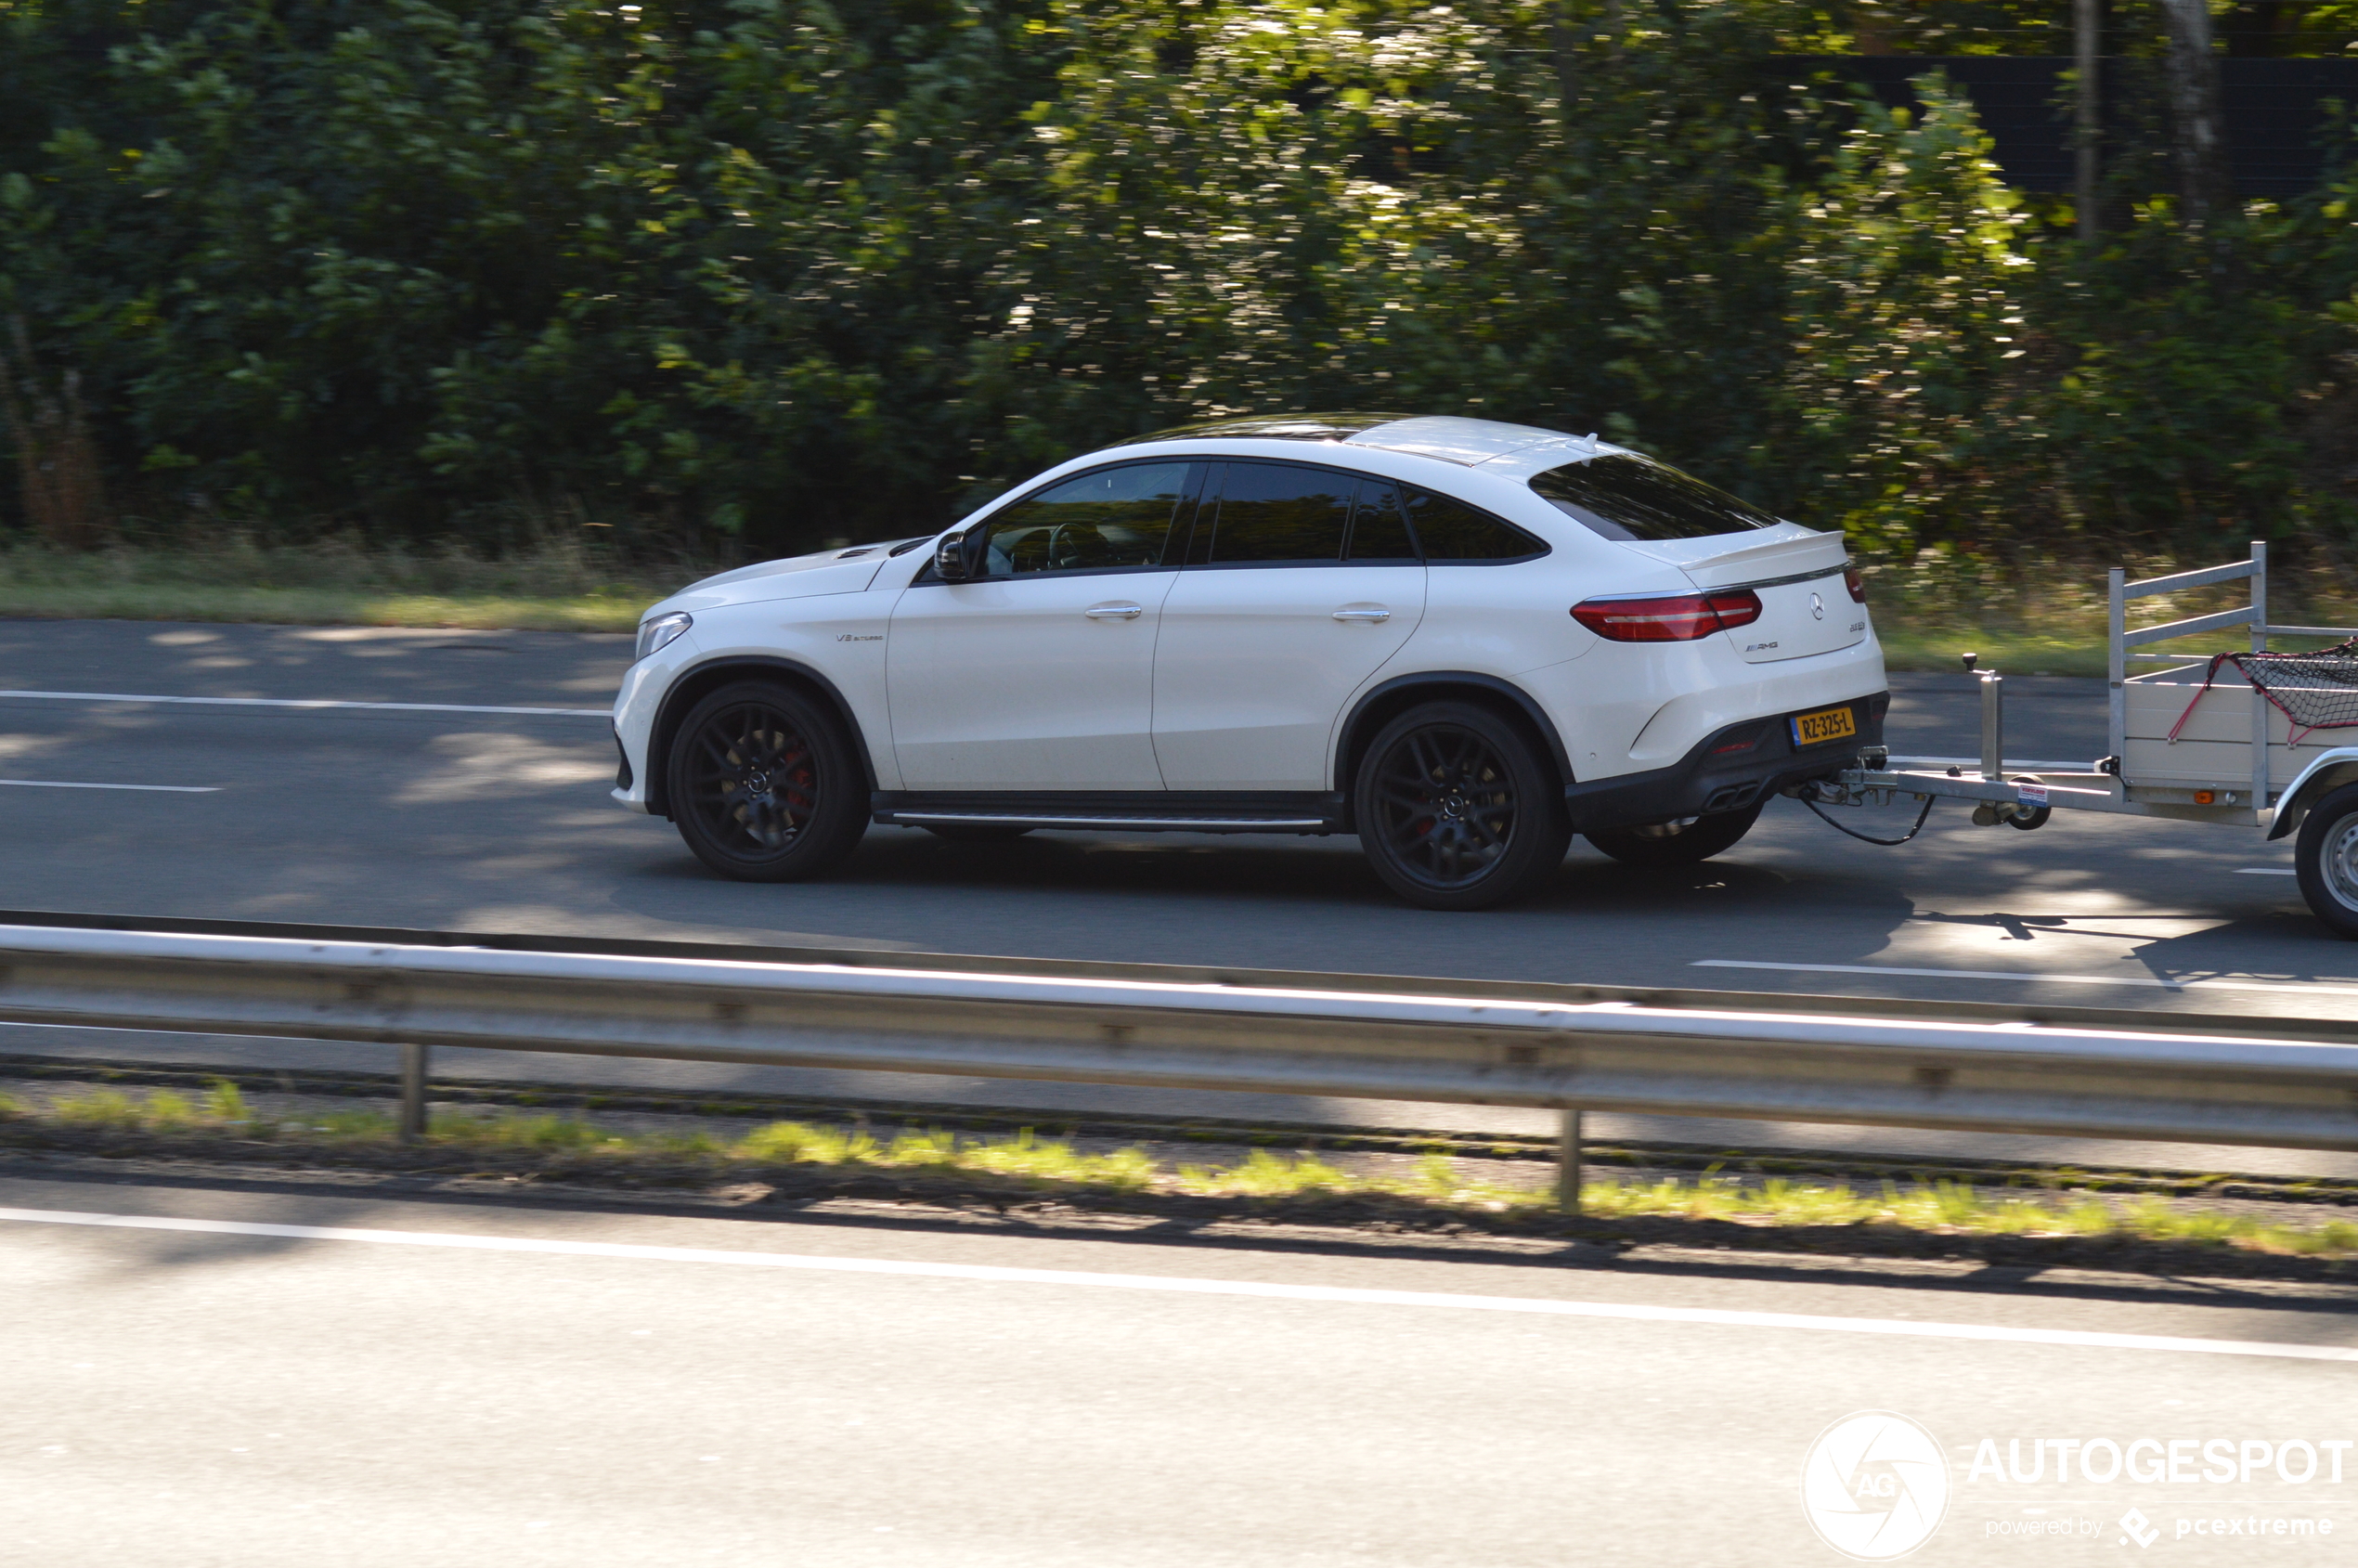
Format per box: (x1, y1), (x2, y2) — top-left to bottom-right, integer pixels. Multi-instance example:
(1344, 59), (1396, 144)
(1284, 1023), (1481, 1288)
(0, 917), (2353, 1209)
(0, 907), (2350, 1043)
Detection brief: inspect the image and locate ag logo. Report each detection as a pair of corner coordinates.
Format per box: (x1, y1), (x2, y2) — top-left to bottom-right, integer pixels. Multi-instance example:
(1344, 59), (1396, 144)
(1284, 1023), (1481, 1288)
(1800, 1411), (1950, 1561)
(1810, 591), (1826, 620)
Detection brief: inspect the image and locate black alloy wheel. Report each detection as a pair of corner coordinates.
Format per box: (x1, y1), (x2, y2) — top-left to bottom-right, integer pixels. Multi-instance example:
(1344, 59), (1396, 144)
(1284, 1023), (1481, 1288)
(1354, 701), (1571, 910)
(667, 681), (867, 882)
(1585, 801), (1763, 866)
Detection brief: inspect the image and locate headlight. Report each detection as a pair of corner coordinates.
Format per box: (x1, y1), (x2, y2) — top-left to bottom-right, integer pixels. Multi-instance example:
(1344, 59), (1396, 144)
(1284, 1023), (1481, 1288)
(634, 611), (693, 662)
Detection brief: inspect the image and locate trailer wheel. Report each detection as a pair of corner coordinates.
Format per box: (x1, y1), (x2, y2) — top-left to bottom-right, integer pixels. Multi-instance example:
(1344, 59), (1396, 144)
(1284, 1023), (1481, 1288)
(2006, 778), (2051, 831)
(2294, 782), (2358, 940)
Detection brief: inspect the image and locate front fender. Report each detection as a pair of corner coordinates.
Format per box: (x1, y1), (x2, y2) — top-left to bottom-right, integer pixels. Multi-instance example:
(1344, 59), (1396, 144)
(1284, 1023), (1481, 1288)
(2266, 746), (2358, 840)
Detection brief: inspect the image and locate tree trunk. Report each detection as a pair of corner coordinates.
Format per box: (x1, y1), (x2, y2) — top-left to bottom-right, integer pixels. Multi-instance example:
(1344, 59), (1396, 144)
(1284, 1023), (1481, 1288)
(0, 319), (107, 551)
(2157, 0), (2234, 224)
(2074, 0), (2101, 242)
(1550, 5), (1579, 126)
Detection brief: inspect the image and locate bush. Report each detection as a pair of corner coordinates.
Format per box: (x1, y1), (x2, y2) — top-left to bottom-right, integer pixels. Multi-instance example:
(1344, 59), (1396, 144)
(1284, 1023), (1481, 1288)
(2, 0), (2354, 576)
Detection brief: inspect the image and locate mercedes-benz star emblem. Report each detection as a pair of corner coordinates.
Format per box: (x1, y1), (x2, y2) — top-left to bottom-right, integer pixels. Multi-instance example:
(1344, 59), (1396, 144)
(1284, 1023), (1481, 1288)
(1809, 592), (1825, 620)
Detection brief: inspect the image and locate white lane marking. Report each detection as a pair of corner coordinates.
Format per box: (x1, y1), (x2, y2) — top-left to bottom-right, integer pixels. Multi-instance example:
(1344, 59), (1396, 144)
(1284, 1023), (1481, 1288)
(1693, 959), (2358, 999)
(0, 779), (217, 793)
(2236, 868), (2299, 876)
(0, 689), (608, 719)
(2, 1206), (2351, 1364)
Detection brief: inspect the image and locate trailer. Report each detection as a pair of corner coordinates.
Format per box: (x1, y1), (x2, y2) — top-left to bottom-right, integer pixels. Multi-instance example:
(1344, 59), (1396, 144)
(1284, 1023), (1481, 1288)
(1802, 542), (2358, 938)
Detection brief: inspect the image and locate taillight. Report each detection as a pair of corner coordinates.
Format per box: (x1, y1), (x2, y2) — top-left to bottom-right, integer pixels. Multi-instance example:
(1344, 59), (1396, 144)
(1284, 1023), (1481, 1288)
(1571, 590), (1763, 642)
(1845, 566), (1866, 604)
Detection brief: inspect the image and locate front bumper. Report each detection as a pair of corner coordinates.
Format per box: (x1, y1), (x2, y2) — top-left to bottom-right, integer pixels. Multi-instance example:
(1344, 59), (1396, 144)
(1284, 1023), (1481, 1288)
(1563, 692), (1888, 833)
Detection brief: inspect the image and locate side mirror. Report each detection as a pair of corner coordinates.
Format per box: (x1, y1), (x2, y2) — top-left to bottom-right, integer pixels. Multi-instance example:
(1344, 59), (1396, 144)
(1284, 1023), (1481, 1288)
(936, 530), (970, 581)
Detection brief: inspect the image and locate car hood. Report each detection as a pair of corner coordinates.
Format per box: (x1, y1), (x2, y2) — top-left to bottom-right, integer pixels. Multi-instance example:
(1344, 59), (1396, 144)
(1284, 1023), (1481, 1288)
(648, 548), (900, 616)
(1610, 524), (1848, 589)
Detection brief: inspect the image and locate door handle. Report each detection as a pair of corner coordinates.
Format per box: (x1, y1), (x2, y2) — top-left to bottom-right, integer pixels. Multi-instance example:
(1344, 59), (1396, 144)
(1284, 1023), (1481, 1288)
(1084, 603), (1145, 620)
(1331, 607), (1392, 622)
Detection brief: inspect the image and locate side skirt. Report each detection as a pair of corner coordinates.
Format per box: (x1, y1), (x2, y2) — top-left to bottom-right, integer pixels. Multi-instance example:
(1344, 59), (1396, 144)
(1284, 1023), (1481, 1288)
(872, 790), (1346, 836)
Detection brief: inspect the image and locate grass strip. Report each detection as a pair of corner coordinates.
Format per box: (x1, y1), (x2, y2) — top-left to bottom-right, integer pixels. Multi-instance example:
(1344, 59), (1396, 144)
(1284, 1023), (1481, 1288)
(7, 1085), (2354, 1263)
(0, 585), (651, 632)
(2, 540), (2348, 670)
(1873, 626), (2110, 678)
(17, 1056), (2352, 1203)
(0, 579), (2116, 657)
(0, 537), (692, 631)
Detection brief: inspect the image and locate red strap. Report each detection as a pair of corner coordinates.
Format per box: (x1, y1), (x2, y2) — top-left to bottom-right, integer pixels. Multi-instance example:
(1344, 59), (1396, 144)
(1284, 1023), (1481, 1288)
(2165, 653), (2235, 744)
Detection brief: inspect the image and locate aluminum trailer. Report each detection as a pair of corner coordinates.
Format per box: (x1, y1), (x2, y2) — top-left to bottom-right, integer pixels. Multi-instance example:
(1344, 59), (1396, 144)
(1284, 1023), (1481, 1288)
(1800, 543), (2358, 937)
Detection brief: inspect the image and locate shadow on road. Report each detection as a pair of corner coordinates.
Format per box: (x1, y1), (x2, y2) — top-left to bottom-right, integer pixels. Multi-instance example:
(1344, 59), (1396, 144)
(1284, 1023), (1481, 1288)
(14, 1162), (2352, 1320)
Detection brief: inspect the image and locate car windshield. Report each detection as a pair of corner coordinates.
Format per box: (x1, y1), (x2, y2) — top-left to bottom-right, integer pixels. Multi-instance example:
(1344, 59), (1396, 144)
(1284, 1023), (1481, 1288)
(1529, 454), (1783, 542)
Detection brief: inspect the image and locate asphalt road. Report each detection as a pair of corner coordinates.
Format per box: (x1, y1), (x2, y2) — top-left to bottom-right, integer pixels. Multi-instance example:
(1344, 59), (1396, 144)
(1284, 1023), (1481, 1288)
(2, 1173), (2351, 1567)
(0, 619), (2350, 1175)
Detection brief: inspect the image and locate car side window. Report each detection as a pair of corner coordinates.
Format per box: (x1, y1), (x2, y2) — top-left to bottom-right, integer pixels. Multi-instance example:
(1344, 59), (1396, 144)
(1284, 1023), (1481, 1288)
(974, 461), (1193, 577)
(1405, 486), (1549, 563)
(1192, 461), (1355, 565)
(1343, 480), (1419, 562)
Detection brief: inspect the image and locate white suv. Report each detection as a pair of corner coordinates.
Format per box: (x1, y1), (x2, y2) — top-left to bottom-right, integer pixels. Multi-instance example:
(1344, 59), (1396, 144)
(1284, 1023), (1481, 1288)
(611, 414), (1887, 909)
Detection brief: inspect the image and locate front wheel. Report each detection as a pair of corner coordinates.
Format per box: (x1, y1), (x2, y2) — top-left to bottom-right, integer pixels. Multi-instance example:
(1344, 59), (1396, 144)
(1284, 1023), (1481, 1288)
(1585, 802), (1763, 866)
(2294, 782), (2358, 940)
(667, 681), (868, 882)
(1353, 702), (1570, 911)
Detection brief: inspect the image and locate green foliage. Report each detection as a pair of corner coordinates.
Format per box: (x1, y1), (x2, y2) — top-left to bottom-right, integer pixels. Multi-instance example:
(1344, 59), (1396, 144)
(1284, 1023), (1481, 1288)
(3, 0), (2358, 571)
(1774, 81), (2032, 555)
(51, 1087), (146, 1128)
(203, 1078), (248, 1122)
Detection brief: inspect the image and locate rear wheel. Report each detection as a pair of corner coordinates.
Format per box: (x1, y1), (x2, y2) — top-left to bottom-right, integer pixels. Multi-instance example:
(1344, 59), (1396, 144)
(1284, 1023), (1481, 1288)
(667, 681), (867, 882)
(1585, 802), (1763, 866)
(2294, 782), (2358, 940)
(1354, 702), (1570, 911)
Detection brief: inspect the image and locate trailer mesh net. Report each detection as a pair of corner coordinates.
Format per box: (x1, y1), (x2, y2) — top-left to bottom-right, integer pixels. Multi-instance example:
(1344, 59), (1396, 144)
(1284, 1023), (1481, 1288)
(2169, 641), (2358, 745)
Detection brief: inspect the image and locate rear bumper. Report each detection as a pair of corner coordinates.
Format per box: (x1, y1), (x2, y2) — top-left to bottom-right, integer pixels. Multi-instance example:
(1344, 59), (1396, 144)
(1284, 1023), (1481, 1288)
(1563, 692), (1887, 833)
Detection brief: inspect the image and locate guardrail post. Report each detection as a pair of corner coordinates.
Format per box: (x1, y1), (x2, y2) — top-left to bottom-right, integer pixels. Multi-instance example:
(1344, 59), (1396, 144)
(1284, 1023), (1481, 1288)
(397, 1043), (430, 1144)
(1556, 1108), (1582, 1213)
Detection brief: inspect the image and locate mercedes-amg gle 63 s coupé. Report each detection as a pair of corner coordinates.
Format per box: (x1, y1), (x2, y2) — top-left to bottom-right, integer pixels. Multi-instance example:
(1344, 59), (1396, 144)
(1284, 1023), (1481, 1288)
(612, 414), (1888, 910)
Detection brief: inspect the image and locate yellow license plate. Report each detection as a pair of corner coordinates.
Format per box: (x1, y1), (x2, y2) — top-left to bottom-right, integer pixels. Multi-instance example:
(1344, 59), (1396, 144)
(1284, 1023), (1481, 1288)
(1790, 706), (1858, 747)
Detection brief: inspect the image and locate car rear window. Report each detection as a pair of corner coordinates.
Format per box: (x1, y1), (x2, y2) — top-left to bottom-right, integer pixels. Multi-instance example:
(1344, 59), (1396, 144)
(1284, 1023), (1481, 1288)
(1343, 482), (1418, 561)
(1529, 454), (1782, 542)
(1404, 486), (1548, 562)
